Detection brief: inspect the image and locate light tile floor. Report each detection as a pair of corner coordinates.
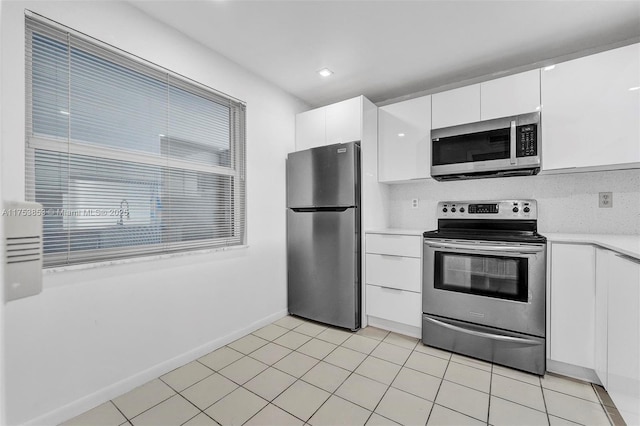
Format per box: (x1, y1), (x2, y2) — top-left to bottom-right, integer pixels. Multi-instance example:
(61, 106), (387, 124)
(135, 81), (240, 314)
(63, 316), (621, 426)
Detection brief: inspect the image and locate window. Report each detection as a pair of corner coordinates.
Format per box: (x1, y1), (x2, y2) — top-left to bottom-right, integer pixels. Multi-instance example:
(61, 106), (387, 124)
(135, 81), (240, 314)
(25, 14), (246, 267)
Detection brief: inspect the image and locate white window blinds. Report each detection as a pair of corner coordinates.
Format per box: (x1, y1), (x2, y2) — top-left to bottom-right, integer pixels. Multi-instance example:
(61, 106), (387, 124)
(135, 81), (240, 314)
(25, 14), (246, 268)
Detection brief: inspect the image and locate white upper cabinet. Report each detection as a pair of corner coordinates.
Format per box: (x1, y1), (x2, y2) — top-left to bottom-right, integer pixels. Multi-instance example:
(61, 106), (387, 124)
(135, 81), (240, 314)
(295, 107), (326, 151)
(480, 69), (541, 120)
(295, 96), (363, 151)
(325, 97), (362, 145)
(378, 95), (431, 182)
(432, 84), (481, 129)
(541, 43), (640, 171)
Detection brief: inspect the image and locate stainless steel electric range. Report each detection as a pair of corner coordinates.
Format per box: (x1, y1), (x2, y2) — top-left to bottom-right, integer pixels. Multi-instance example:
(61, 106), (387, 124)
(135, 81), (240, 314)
(422, 200), (547, 375)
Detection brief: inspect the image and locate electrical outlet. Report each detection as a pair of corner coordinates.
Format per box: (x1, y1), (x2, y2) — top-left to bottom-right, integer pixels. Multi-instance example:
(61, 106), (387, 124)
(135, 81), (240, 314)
(411, 198), (419, 209)
(599, 192), (613, 208)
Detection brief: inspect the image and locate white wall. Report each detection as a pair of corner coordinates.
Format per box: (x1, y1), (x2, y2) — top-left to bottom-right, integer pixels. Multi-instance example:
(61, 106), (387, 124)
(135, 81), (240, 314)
(387, 169), (640, 234)
(0, 2), (6, 424)
(0, 2), (307, 425)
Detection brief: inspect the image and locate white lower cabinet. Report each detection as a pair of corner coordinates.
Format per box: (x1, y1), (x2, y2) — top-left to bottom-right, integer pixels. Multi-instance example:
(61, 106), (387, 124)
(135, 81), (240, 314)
(364, 232), (422, 330)
(549, 243), (595, 370)
(550, 242), (640, 425)
(365, 253), (421, 292)
(595, 248), (611, 388)
(366, 285), (422, 328)
(607, 252), (640, 425)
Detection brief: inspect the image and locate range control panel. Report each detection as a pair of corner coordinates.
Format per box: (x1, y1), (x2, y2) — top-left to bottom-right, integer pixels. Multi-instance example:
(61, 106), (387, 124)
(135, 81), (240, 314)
(516, 124), (537, 157)
(438, 200), (537, 220)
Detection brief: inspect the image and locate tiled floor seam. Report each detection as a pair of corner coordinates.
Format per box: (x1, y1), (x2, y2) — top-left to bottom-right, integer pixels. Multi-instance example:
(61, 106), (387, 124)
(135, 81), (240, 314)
(424, 351), (452, 425)
(300, 331), (389, 425)
(70, 320), (617, 426)
(237, 330), (378, 425)
(112, 390), (176, 423)
(539, 373), (552, 426)
(364, 337), (429, 426)
(486, 363), (493, 425)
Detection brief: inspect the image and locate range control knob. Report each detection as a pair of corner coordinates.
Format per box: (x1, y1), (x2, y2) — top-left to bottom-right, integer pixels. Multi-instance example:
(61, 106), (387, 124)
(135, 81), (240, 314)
(460, 207), (465, 213)
(512, 207), (519, 213)
(442, 208), (448, 213)
(524, 207), (531, 213)
(451, 207), (456, 213)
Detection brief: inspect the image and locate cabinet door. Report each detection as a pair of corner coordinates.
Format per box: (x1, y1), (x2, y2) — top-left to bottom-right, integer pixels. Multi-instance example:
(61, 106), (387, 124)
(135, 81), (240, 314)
(550, 244), (595, 369)
(541, 43), (640, 171)
(366, 284), (422, 327)
(365, 253), (421, 292)
(607, 253), (640, 426)
(595, 248), (612, 387)
(480, 70), (541, 120)
(378, 96), (431, 182)
(295, 107), (326, 151)
(325, 97), (362, 145)
(432, 85), (481, 129)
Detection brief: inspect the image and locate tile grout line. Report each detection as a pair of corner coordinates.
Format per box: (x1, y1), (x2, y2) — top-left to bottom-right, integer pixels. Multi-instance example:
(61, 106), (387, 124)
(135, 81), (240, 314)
(423, 351), (451, 426)
(486, 363), (493, 425)
(300, 330), (391, 424)
(232, 321), (377, 425)
(539, 373), (552, 426)
(101, 318), (617, 426)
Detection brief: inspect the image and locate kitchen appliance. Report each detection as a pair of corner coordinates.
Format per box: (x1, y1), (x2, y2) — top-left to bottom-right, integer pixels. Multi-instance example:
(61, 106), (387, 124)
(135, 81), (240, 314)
(431, 112), (540, 181)
(286, 142), (361, 330)
(422, 200), (546, 375)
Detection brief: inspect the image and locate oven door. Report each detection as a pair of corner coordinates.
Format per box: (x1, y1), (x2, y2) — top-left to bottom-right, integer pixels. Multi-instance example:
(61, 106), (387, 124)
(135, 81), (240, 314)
(423, 238), (546, 337)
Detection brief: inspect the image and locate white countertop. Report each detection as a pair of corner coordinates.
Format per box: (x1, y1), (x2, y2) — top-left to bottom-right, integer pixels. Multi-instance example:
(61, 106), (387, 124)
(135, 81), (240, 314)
(366, 229), (640, 260)
(365, 228), (424, 237)
(544, 233), (640, 260)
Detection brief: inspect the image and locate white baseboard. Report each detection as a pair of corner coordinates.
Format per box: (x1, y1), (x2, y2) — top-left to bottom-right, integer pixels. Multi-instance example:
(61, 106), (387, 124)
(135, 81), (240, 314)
(546, 359), (602, 385)
(25, 309), (288, 426)
(367, 316), (421, 339)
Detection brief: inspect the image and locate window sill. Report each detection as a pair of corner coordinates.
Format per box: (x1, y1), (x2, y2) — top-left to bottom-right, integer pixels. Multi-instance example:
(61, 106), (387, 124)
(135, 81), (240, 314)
(43, 244), (250, 274)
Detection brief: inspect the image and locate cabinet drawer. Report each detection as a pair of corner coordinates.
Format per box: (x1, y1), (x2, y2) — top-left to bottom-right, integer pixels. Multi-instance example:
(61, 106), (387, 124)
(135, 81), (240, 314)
(365, 253), (421, 292)
(366, 285), (422, 327)
(366, 233), (421, 257)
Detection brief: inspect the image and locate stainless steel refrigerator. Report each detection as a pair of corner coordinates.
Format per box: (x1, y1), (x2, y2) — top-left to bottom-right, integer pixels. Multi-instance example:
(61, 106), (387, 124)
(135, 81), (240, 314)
(286, 141), (361, 331)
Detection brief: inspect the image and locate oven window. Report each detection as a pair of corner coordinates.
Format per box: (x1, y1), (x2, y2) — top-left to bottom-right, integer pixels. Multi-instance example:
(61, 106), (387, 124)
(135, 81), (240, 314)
(434, 252), (528, 302)
(432, 128), (510, 166)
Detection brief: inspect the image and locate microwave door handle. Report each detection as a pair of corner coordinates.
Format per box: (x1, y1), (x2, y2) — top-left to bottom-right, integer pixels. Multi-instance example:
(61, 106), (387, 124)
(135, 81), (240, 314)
(424, 317), (541, 345)
(424, 240), (545, 254)
(510, 120), (517, 165)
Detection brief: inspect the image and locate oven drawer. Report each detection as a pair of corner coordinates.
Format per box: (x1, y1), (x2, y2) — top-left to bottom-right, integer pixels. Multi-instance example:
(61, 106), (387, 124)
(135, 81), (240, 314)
(365, 253), (421, 292)
(422, 314), (546, 375)
(366, 284), (422, 327)
(366, 233), (421, 257)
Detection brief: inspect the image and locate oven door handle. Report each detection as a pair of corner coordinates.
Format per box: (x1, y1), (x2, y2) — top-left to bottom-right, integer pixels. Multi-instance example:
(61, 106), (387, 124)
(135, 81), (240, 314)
(424, 317), (541, 345)
(424, 240), (545, 254)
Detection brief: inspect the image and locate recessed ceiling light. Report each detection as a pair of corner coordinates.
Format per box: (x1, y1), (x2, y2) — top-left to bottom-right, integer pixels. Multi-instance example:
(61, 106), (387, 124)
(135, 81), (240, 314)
(629, 86), (640, 91)
(159, 134), (166, 137)
(398, 133), (406, 137)
(59, 110), (70, 115)
(318, 68), (333, 77)
(543, 65), (555, 71)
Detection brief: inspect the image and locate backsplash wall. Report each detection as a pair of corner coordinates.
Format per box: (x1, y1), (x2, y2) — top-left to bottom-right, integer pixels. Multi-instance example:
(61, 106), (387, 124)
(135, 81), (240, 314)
(386, 169), (640, 234)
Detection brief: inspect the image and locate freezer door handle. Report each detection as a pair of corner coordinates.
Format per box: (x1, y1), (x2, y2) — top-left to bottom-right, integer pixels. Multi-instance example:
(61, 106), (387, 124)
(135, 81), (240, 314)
(424, 316), (541, 345)
(291, 206), (352, 213)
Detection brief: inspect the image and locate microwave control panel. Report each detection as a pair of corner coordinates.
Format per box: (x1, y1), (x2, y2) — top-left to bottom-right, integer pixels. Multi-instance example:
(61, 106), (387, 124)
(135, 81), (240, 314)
(516, 124), (537, 157)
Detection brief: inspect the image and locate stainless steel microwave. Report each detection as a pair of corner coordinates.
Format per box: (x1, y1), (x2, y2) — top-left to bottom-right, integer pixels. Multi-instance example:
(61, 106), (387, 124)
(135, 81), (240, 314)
(430, 112), (540, 181)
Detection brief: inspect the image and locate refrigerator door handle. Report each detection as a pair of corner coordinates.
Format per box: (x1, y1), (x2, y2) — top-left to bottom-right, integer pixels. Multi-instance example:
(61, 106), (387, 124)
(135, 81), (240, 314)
(291, 207), (353, 213)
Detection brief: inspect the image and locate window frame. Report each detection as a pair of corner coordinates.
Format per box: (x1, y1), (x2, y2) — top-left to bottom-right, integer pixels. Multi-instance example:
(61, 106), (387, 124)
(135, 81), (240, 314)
(25, 12), (247, 268)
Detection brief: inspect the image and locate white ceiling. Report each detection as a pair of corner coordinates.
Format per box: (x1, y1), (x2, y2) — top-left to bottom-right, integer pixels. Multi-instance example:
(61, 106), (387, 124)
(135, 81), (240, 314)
(132, 0), (640, 108)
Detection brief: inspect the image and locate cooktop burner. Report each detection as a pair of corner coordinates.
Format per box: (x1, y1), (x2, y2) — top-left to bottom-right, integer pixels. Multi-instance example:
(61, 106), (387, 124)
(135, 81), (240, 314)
(423, 200), (546, 244)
